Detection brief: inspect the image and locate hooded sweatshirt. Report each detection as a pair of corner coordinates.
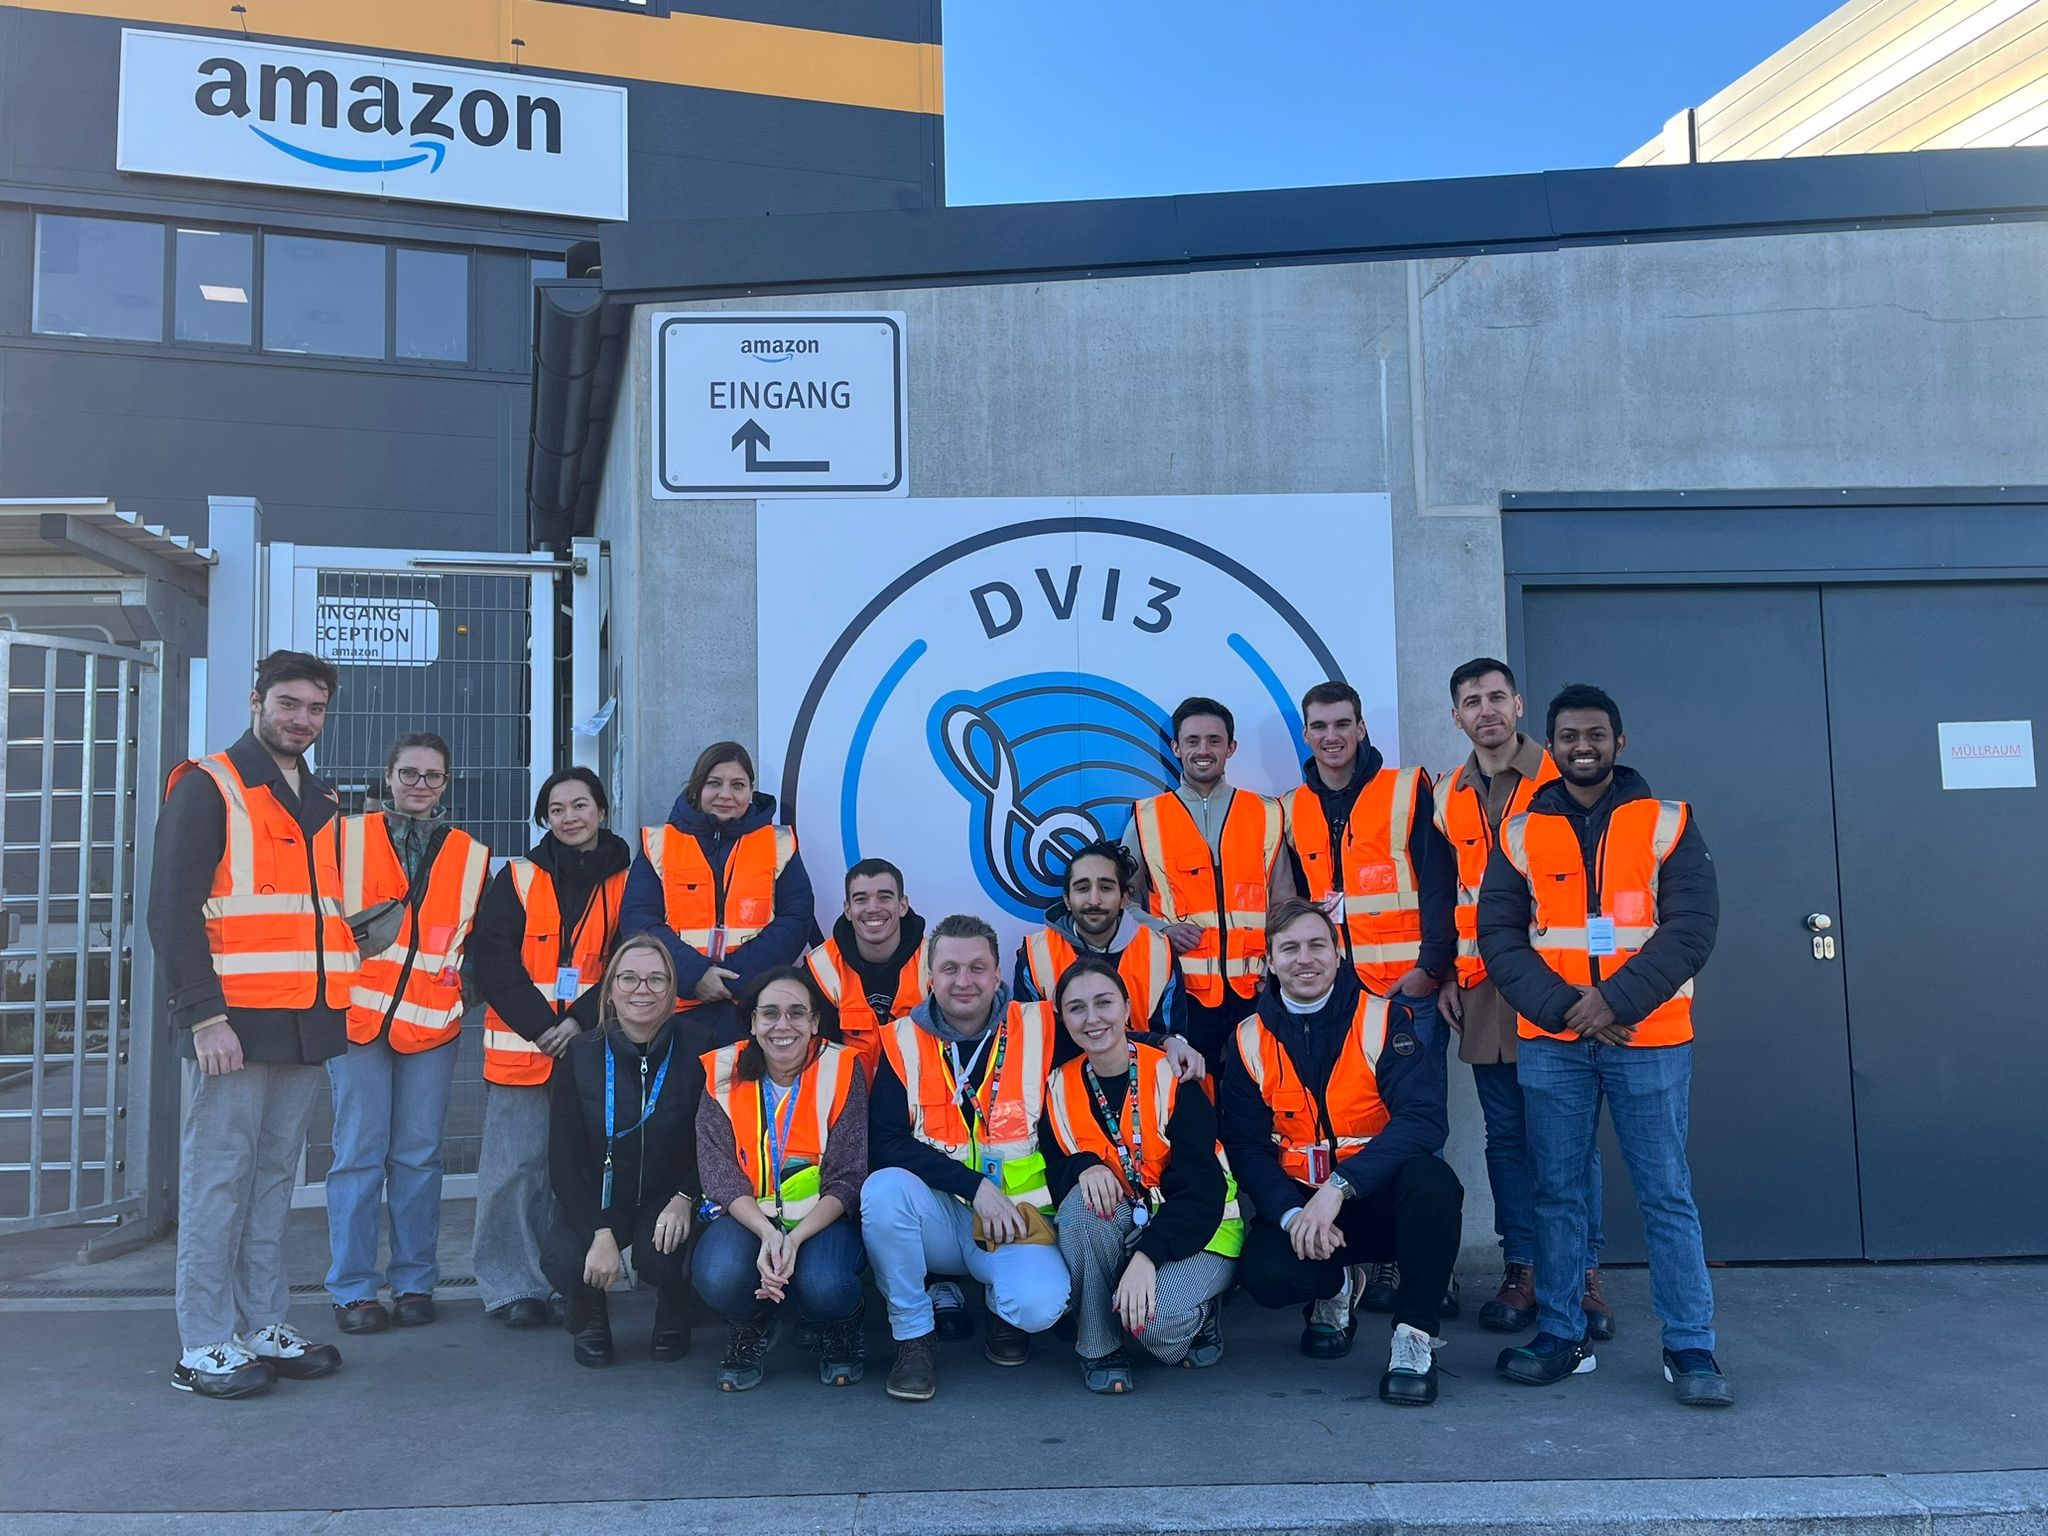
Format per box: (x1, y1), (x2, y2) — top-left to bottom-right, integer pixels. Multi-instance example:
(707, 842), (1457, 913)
(1010, 902), (1189, 1035)
(619, 789), (816, 999)
(472, 828), (634, 1042)
(830, 909), (928, 1023)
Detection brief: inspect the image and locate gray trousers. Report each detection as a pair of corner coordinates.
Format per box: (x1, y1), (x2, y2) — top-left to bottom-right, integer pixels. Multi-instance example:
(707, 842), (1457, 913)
(471, 1080), (558, 1310)
(175, 1061), (325, 1350)
(1056, 1185), (1235, 1363)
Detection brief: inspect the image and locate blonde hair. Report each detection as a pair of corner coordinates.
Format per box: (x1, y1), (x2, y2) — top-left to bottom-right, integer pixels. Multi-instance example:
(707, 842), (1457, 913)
(601, 934), (677, 1020)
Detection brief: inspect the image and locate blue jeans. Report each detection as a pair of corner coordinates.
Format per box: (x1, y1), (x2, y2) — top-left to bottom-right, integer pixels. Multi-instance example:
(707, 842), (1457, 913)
(1472, 1060), (1604, 1268)
(1518, 1036), (1715, 1352)
(324, 1038), (459, 1305)
(691, 1213), (866, 1323)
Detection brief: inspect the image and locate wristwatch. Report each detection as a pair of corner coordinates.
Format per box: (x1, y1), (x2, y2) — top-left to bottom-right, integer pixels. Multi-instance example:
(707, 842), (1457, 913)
(1327, 1170), (1358, 1201)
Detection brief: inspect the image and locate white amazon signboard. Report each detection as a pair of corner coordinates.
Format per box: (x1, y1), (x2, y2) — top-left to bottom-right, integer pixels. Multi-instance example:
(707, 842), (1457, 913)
(116, 28), (629, 220)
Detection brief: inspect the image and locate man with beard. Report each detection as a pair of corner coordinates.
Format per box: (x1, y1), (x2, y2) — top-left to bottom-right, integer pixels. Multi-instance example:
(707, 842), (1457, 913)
(1013, 839), (1186, 1036)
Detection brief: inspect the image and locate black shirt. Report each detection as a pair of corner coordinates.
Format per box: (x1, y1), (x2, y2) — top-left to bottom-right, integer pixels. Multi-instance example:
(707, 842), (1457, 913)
(1039, 1061), (1227, 1265)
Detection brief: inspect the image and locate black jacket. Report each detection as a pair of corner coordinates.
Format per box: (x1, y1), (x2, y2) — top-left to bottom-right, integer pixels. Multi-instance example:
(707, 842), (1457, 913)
(549, 1014), (710, 1241)
(1038, 1062), (1226, 1265)
(146, 730), (349, 1064)
(1286, 745), (1458, 980)
(829, 910), (927, 1025)
(1218, 970), (1448, 1215)
(472, 829), (634, 1042)
(1475, 766), (1719, 1034)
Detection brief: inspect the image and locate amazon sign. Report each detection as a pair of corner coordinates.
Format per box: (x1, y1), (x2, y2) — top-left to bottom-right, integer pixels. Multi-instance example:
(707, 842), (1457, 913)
(116, 29), (629, 220)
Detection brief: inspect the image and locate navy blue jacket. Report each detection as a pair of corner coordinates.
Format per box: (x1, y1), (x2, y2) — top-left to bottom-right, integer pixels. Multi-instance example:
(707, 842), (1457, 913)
(1218, 970), (1448, 1215)
(1010, 904), (1190, 1037)
(620, 790), (815, 1000)
(1475, 766), (1719, 1033)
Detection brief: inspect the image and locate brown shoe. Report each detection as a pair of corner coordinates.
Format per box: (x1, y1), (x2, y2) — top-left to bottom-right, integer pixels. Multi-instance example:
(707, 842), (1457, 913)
(984, 1314), (1031, 1367)
(886, 1331), (938, 1401)
(1582, 1267), (1616, 1342)
(1479, 1263), (1537, 1333)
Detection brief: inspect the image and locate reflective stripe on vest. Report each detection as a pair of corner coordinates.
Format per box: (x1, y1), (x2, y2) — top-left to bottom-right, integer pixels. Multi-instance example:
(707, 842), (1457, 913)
(1130, 790), (1282, 1007)
(1432, 755), (1559, 989)
(1499, 797), (1695, 1048)
(340, 816), (490, 1053)
(881, 1004), (1054, 1215)
(805, 938), (925, 1078)
(1232, 995), (1394, 1185)
(1287, 767), (1425, 995)
(481, 858), (628, 1087)
(1022, 926), (1171, 1022)
(704, 1040), (856, 1230)
(165, 754), (357, 1010)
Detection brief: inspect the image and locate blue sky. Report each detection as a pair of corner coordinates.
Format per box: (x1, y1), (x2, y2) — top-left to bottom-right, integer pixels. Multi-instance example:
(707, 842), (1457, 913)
(942, 1), (1844, 205)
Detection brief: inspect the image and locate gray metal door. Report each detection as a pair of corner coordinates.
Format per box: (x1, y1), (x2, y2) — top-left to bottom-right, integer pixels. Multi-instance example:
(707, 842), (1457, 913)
(0, 631), (163, 1235)
(1520, 585), (1865, 1261)
(1820, 582), (2048, 1258)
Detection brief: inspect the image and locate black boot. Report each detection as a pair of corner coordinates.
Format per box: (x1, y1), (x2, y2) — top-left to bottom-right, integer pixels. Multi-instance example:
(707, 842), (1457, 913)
(651, 1285), (692, 1362)
(566, 1285), (613, 1368)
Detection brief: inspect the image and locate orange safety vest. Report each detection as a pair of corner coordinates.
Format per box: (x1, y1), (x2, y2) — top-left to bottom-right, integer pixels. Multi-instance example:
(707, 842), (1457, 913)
(804, 937), (926, 1078)
(1231, 993), (1395, 1185)
(481, 859), (628, 1087)
(1129, 790), (1283, 1008)
(1287, 767), (1426, 995)
(879, 1003), (1055, 1212)
(1021, 925), (1172, 1023)
(340, 815), (490, 1053)
(702, 1039), (858, 1228)
(641, 823), (797, 1011)
(1497, 798), (1696, 1048)
(164, 753), (357, 1010)
(1432, 754), (1560, 989)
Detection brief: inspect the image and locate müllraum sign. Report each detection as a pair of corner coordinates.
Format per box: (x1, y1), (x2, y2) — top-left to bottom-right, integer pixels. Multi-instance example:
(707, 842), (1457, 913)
(116, 29), (629, 220)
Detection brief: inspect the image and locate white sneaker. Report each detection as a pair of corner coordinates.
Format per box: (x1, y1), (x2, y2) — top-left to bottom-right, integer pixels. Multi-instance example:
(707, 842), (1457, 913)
(172, 1339), (274, 1399)
(927, 1278), (971, 1339)
(1309, 1264), (1360, 1333)
(239, 1322), (341, 1380)
(1380, 1322), (1441, 1406)
(1389, 1322), (1437, 1376)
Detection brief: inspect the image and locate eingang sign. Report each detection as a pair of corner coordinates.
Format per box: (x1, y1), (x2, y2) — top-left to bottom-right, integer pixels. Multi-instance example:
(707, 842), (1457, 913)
(116, 28), (629, 221)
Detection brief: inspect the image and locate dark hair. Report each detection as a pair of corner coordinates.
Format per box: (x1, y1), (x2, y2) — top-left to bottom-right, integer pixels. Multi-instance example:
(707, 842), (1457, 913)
(1266, 896), (1341, 947)
(927, 912), (1001, 967)
(685, 741), (756, 811)
(734, 964), (837, 1081)
(1449, 657), (1517, 702)
(1063, 838), (1134, 897)
(533, 765), (608, 827)
(253, 650), (337, 701)
(1052, 955), (1129, 1016)
(384, 731), (451, 777)
(1171, 696), (1235, 742)
(1545, 683), (1623, 742)
(1300, 680), (1362, 719)
(844, 857), (905, 899)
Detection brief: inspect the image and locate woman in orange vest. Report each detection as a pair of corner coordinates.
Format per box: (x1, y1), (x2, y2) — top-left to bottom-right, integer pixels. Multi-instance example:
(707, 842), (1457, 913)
(692, 965), (869, 1391)
(470, 766), (632, 1329)
(326, 731), (491, 1336)
(620, 741), (816, 1047)
(1041, 958), (1237, 1395)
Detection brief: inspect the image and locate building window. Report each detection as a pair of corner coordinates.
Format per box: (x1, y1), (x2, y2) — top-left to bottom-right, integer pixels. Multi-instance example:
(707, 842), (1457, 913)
(261, 234), (385, 359)
(394, 248), (470, 363)
(33, 216), (165, 342)
(173, 228), (254, 346)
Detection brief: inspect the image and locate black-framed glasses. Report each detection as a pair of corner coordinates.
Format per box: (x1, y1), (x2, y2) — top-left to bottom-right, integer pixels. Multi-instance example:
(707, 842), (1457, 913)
(393, 767), (448, 787)
(614, 972), (669, 993)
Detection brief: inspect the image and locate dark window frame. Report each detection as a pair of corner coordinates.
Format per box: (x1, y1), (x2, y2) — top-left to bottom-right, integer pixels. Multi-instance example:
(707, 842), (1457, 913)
(391, 245), (475, 367)
(31, 212), (170, 344)
(259, 230), (389, 363)
(170, 224), (259, 352)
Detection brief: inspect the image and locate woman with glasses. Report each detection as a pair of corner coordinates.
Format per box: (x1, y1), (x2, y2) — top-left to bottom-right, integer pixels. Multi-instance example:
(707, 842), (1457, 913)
(620, 741), (816, 1046)
(693, 965), (869, 1391)
(545, 934), (711, 1367)
(327, 732), (491, 1336)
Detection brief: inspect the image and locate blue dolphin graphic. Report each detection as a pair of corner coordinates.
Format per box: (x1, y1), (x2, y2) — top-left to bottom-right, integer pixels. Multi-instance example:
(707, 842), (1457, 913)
(249, 125), (446, 174)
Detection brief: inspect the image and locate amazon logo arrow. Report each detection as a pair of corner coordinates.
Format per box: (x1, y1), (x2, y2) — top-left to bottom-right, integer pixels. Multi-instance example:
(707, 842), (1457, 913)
(730, 418), (830, 474)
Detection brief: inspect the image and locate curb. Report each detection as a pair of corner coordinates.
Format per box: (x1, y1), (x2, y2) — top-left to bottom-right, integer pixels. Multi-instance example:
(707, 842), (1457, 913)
(6, 1471), (2046, 1534)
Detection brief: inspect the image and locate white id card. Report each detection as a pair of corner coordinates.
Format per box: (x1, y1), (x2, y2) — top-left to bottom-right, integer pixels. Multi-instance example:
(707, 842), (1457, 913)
(553, 966), (583, 1002)
(1586, 916), (1617, 957)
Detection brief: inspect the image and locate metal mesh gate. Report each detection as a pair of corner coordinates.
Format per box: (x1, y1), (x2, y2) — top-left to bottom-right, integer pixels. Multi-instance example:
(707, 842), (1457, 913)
(0, 632), (160, 1233)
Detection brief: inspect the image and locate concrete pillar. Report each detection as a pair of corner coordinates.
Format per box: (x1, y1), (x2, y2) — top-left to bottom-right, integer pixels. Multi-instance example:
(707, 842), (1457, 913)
(203, 495), (264, 751)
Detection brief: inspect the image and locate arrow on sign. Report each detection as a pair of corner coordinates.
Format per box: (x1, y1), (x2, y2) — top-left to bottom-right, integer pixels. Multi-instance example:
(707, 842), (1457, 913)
(730, 418), (830, 474)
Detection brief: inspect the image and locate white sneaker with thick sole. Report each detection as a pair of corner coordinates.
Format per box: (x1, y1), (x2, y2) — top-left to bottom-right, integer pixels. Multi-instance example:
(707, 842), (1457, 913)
(1309, 1262), (1362, 1333)
(240, 1322), (342, 1380)
(172, 1340), (275, 1400)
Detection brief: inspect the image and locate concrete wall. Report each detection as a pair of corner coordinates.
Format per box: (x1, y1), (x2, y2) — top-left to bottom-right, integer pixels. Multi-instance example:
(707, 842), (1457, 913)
(597, 214), (2048, 1260)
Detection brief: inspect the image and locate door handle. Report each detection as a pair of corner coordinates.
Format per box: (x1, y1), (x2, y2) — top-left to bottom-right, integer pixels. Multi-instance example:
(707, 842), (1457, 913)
(1806, 913), (1837, 961)
(1805, 913), (1833, 933)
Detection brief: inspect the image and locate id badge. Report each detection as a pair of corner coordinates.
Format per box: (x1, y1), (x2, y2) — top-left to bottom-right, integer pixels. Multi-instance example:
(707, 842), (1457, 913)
(707, 926), (728, 962)
(553, 965), (583, 1002)
(601, 1163), (613, 1209)
(1586, 915), (1618, 957)
(1304, 1145), (1333, 1185)
(982, 1155), (1002, 1183)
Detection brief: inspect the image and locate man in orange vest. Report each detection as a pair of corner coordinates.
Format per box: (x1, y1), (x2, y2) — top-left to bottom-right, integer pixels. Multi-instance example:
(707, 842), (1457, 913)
(1284, 679), (1458, 1319)
(147, 651), (356, 1400)
(1012, 838), (1187, 1036)
(805, 857), (927, 1077)
(1480, 684), (1729, 1408)
(1434, 659), (1609, 1341)
(1122, 696), (1291, 1062)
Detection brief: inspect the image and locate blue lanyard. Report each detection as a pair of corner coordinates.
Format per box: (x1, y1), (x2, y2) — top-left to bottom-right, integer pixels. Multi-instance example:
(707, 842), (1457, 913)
(604, 1041), (672, 1145)
(760, 1078), (802, 1205)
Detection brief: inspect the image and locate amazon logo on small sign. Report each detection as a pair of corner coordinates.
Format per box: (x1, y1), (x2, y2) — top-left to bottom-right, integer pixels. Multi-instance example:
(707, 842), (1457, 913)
(116, 28), (629, 221)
